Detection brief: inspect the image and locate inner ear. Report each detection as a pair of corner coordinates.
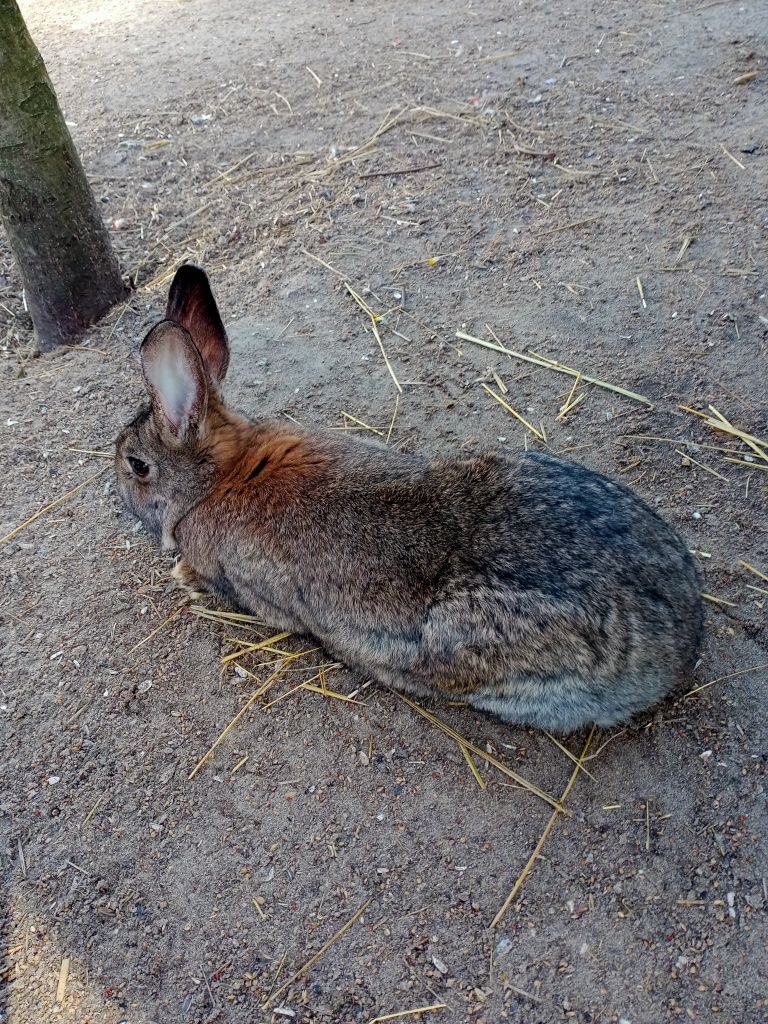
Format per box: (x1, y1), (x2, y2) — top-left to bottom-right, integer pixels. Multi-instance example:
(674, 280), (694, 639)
(140, 321), (208, 438)
(166, 264), (230, 384)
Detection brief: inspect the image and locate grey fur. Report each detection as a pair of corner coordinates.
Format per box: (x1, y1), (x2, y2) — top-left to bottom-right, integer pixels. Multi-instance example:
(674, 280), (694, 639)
(115, 267), (704, 733)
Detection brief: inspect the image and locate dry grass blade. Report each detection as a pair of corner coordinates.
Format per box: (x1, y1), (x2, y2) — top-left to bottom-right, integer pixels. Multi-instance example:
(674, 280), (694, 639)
(345, 283), (403, 394)
(481, 383), (545, 441)
(557, 372), (584, 421)
(457, 331), (652, 406)
(391, 691), (563, 812)
(221, 631), (293, 664)
(386, 395), (400, 445)
(189, 660), (297, 778)
(720, 144), (745, 170)
(708, 405), (768, 463)
(301, 681), (366, 704)
(264, 900), (371, 1007)
(490, 727), (595, 928)
(621, 434), (747, 457)
(458, 744), (487, 789)
(189, 605), (266, 625)
(56, 956), (71, 1004)
(674, 449), (730, 483)
(129, 599), (190, 655)
(368, 1005), (448, 1024)
(685, 662), (768, 697)
(341, 411), (387, 437)
(300, 247), (348, 279)
(543, 731), (597, 781)
(680, 405), (768, 464)
(724, 458), (768, 472)
(0, 466), (109, 545)
(702, 592), (737, 608)
(740, 560), (768, 583)
(540, 215), (600, 236)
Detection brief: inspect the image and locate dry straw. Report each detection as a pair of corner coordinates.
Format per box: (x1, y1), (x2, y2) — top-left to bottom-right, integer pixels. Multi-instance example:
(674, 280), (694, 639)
(491, 727), (595, 928)
(392, 691), (562, 812)
(457, 331), (652, 406)
(264, 900), (371, 1007)
(368, 1006), (447, 1024)
(0, 466), (108, 545)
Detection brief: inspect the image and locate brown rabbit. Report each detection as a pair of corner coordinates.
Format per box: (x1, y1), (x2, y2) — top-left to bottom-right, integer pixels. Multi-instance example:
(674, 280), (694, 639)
(115, 265), (703, 731)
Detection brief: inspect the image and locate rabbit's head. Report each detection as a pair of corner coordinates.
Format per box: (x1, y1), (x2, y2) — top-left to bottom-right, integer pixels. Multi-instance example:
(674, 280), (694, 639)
(115, 265), (232, 550)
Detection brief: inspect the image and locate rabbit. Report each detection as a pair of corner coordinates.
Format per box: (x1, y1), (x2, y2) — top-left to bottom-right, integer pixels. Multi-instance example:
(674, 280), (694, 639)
(115, 264), (704, 732)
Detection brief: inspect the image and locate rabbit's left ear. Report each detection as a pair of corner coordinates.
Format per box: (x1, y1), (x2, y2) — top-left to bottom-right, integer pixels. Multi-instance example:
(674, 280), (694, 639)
(140, 320), (208, 439)
(166, 264), (230, 384)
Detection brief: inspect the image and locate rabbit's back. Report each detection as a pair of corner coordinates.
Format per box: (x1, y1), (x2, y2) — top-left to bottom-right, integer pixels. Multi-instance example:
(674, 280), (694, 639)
(183, 432), (703, 730)
(412, 451), (702, 728)
(302, 445), (701, 726)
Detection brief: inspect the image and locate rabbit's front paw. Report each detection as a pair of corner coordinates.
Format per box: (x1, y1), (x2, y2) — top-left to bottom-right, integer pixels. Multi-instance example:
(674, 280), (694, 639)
(171, 558), (206, 600)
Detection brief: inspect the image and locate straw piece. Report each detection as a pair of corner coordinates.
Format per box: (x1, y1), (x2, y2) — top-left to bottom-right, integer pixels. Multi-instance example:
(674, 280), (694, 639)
(552, 160), (600, 177)
(265, 900), (371, 1007)
(190, 605), (266, 625)
(368, 1005), (447, 1024)
(543, 730), (597, 781)
(391, 691), (563, 812)
(345, 284), (403, 393)
(674, 449), (730, 483)
(720, 144), (745, 170)
(702, 592), (737, 608)
(490, 727), (595, 928)
(221, 631), (293, 664)
(481, 383), (545, 441)
(457, 331), (652, 406)
(724, 458), (768, 472)
(129, 600), (189, 655)
(740, 560), (768, 583)
(680, 405), (768, 464)
(621, 434), (746, 456)
(1, 466), (108, 545)
(341, 411), (386, 437)
(458, 743), (487, 789)
(300, 247), (348, 280)
(55, 957), (71, 1004)
(301, 682), (366, 705)
(684, 662), (768, 697)
(540, 215), (600, 236)
(707, 405), (768, 463)
(386, 395), (400, 445)
(188, 661), (295, 779)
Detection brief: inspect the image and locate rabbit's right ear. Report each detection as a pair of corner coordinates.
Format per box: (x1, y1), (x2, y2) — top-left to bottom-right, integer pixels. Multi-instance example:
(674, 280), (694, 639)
(166, 264), (230, 385)
(140, 321), (208, 440)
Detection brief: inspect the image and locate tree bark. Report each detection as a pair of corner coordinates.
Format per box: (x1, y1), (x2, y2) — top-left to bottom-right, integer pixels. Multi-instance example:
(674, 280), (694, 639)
(0, 0), (127, 351)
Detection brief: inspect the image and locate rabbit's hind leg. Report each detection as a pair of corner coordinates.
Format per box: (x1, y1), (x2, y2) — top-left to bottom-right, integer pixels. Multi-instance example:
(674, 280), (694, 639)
(466, 675), (638, 733)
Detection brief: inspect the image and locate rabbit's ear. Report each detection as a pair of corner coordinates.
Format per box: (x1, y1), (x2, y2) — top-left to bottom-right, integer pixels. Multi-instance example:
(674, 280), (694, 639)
(140, 321), (208, 439)
(165, 264), (230, 384)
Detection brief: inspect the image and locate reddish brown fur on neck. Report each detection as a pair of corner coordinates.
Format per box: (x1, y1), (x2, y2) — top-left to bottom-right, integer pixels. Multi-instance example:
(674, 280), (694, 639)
(202, 399), (330, 495)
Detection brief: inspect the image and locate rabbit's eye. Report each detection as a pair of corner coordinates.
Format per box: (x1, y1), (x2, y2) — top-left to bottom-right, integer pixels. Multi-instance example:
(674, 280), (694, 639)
(128, 456), (150, 479)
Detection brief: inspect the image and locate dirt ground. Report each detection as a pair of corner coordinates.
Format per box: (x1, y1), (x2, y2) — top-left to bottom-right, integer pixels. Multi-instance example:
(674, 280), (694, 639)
(1, 0), (767, 1021)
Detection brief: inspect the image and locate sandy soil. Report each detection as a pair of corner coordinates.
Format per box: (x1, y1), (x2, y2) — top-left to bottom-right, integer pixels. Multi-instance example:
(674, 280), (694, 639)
(1, 0), (767, 1021)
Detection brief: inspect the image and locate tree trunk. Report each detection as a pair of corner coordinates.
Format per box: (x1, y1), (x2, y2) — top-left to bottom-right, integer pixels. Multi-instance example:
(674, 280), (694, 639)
(0, 0), (127, 351)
